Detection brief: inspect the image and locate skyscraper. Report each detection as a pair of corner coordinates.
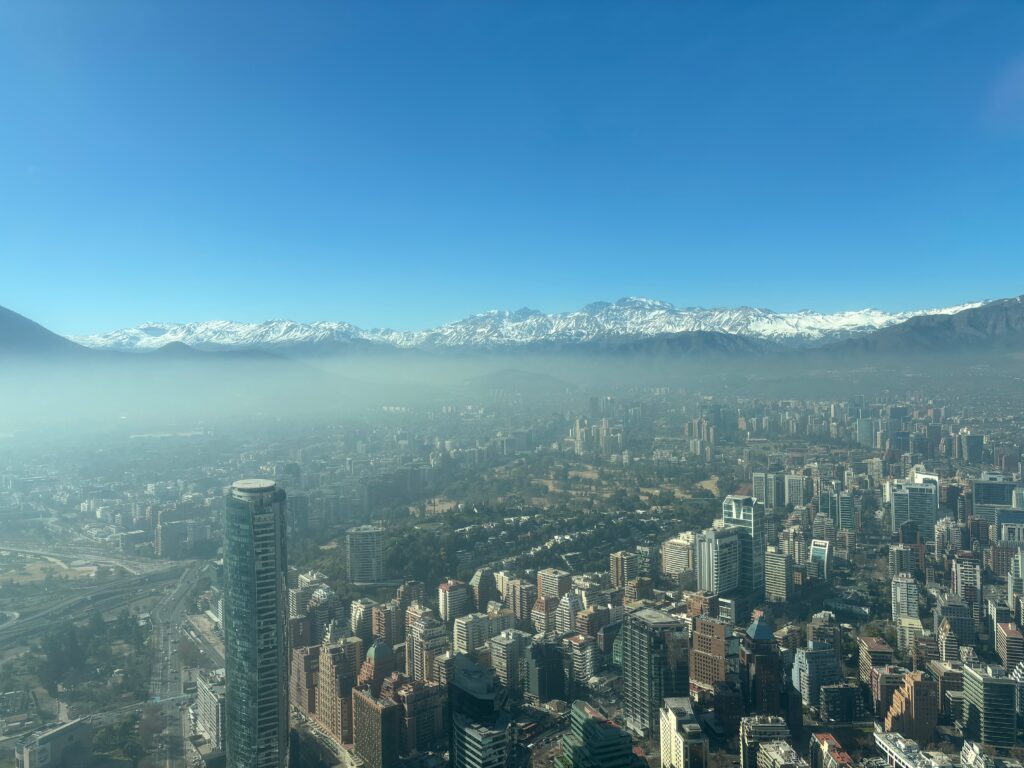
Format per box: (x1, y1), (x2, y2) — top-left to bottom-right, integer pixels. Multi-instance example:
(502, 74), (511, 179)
(695, 526), (741, 596)
(961, 664), (1017, 747)
(891, 573), (919, 622)
(223, 479), (289, 768)
(347, 525), (384, 584)
(722, 495), (766, 595)
(622, 608), (689, 736)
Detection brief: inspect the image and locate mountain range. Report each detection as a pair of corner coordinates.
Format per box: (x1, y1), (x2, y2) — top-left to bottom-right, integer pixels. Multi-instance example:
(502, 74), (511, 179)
(3, 295), (1023, 361)
(68, 297), (988, 353)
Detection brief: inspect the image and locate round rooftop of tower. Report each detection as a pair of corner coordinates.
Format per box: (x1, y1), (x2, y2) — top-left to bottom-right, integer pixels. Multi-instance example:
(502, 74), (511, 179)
(232, 479), (277, 493)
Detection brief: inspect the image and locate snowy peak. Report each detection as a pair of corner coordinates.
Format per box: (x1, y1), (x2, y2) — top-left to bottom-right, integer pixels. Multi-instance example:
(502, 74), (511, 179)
(70, 298), (989, 352)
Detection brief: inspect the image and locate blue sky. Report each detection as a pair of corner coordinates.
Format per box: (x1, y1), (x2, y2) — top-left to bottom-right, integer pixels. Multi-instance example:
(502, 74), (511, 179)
(2, 2), (1023, 335)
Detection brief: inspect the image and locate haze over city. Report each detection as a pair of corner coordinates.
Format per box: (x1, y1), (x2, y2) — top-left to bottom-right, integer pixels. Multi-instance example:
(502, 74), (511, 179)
(3, 5), (1024, 768)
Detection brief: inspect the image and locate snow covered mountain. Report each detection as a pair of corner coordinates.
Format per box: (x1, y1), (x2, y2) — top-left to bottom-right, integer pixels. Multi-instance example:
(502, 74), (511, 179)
(70, 297), (988, 352)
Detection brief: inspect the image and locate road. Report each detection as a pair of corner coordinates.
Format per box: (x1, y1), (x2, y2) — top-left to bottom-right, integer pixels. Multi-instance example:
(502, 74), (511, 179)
(0, 566), (186, 646)
(148, 562), (204, 768)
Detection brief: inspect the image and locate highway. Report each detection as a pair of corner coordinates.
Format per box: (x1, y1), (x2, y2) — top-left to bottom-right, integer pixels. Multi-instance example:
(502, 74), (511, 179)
(0, 566), (187, 646)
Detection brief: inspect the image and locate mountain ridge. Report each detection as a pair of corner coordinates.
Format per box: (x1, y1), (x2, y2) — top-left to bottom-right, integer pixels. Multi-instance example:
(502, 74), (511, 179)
(69, 297), (987, 352)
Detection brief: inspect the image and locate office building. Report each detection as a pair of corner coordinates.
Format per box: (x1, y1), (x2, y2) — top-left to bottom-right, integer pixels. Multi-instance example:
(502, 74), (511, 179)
(352, 685), (401, 768)
(223, 479), (289, 768)
(347, 525), (384, 584)
(449, 655), (512, 768)
(808, 540), (833, 580)
(695, 526), (741, 596)
(622, 607), (689, 736)
(661, 698), (708, 768)
(792, 643), (841, 708)
(742, 616), (783, 716)
(723, 495), (766, 595)
(739, 716), (790, 768)
(819, 683), (862, 723)
(557, 699), (643, 768)
(890, 483), (939, 539)
(961, 664), (1017, 747)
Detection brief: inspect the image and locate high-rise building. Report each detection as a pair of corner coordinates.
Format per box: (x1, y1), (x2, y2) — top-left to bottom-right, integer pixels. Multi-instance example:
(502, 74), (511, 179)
(406, 610), (448, 683)
(563, 633), (600, 700)
(439, 579), (473, 625)
(994, 624), (1024, 676)
(753, 472), (785, 512)
(757, 741), (808, 768)
(890, 483), (939, 540)
(469, 567), (499, 613)
(858, 637), (894, 685)
(537, 568), (572, 599)
(449, 655), (512, 768)
(358, 640), (398, 696)
(741, 616), (783, 716)
(689, 615), (729, 698)
(290, 647), (319, 717)
(764, 548), (792, 603)
(808, 539), (833, 580)
(557, 699), (643, 768)
(347, 525), (384, 584)
(555, 592), (584, 636)
(785, 474), (808, 507)
(695, 526), (741, 596)
(610, 550), (640, 590)
(352, 685), (401, 768)
(660, 698), (708, 768)
(223, 479), (289, 768)
(525, 640), (566, 703)
(372, 600), (404, 647)
(961, 664), (1017, 747)
(883, 671), (938, 746)
(722, 495), (766, 595)
(507, 579), (537, 629)
(662, 533), (697, 579)
(316, 634), (364, 748)
(488, 629), (532, 692)
(621, 608), (689, 736)
(792, 642), (841, 708)
(380, 673), (448, 756)
(739, 716), (790, 768)
(196, 668), (227, 751)
(891, 573), (919, 622)
(350, 597), (377, 647)
(933, 592), (975, 647)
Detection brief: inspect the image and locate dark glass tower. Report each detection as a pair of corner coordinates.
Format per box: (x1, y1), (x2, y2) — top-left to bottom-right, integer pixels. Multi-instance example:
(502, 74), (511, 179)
(224, 479), (289, 768)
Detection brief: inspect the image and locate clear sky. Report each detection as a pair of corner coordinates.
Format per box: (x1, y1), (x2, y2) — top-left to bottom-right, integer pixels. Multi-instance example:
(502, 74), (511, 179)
(2, 2), (1023, 335)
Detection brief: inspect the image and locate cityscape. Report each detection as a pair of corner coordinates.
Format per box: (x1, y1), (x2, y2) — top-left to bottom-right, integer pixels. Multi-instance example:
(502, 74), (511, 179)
(3, 3), (1024, 768)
